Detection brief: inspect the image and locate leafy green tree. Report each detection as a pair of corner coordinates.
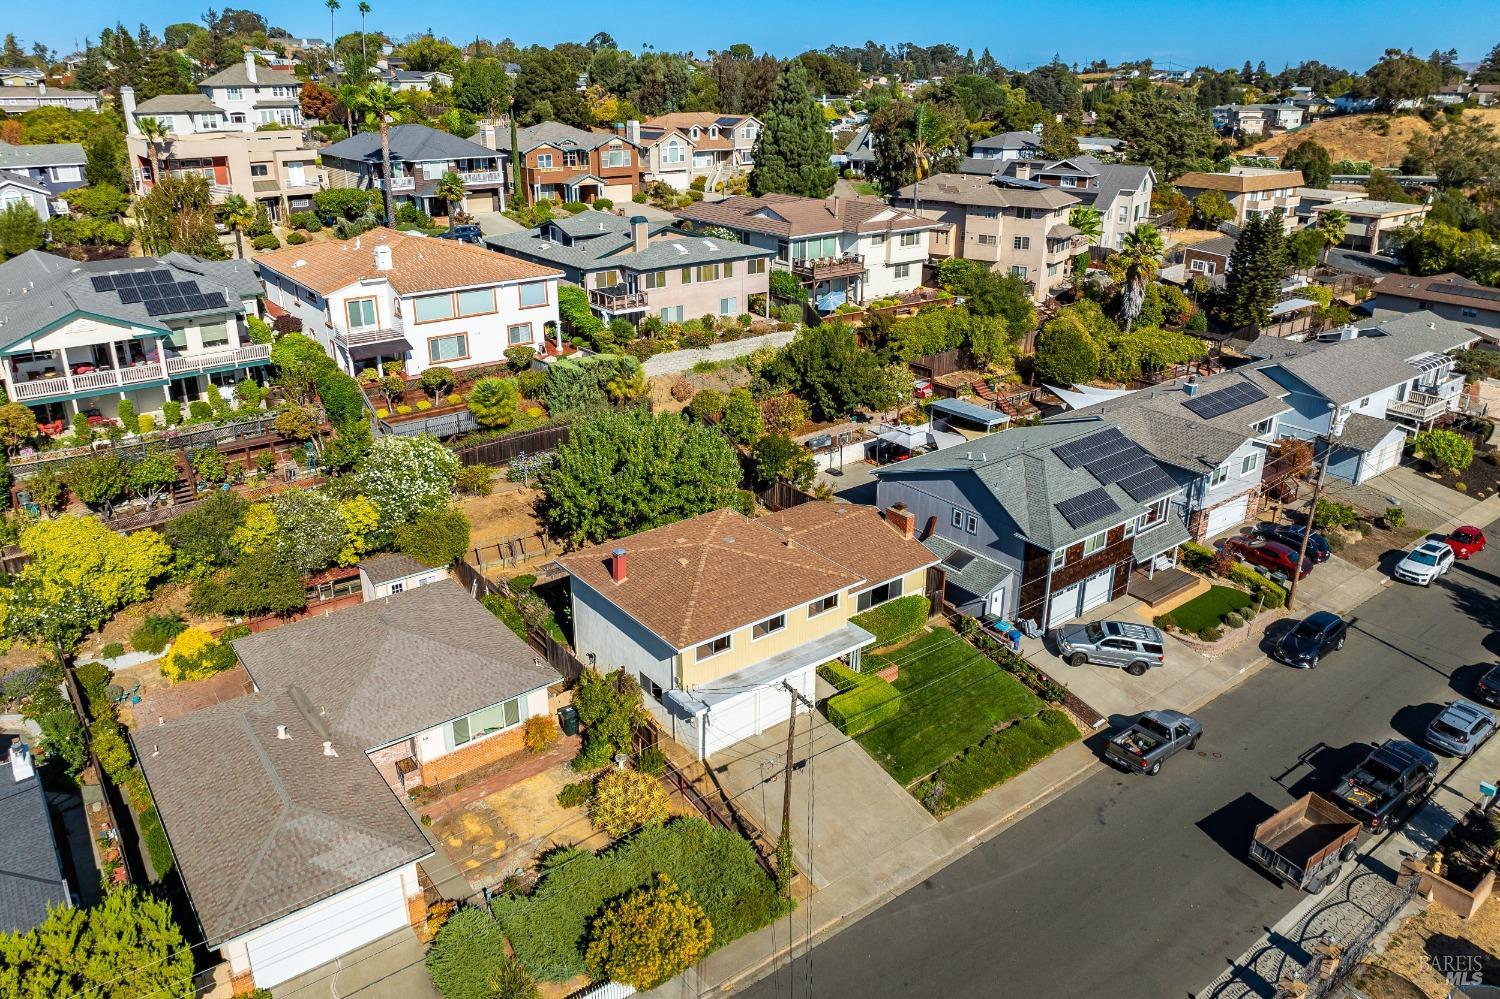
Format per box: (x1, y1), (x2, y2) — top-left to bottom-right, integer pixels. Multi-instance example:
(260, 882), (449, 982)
(467, 376), (520, 428)
(355, 435), (460, 528)
(393, 507), (471, 567)
(61, 454), (127, 515)
(1033, 318), (1099, 386)
(0, 201), (44, 259)
(757, 323), (896, 420)
(932, 259), (1035, 330)
(1190, 191), (1234, 229)
(719, 388), (763, 445)
(426, 909), (539, 999)
(0, 403), (37, 454)
(1102, 89), (1220, 180)
(571, 666), (648, 760)
(1315, 209), (1347, 264)
(135, 174), (224, 258)
(1411, 429), (1474, 472)
(584, 874), (713, 990)
(1068, 206), (1103, 244)
(220, 194), (256, 259)
(164, 492), (248, 577)
(3, 579), (102, 664)
(83, 127), (129, 190)
(1220, 212), (1288, 330)
(1407, 120), (1500, 192)
(1280, 138), (1333, 189)
(1365, 168), (1417, 204)
(751, 433), (816, 489)
(750, 61), (834, 198)
(1365, 48), (1441, 109)
(189, 557), (307, 618)
(1398, 221), (1493, 275)
(452, 59), (513, 119)
(1038, 118), (1079, 159)
(541, 409), (744, 545)
(269, 490), (346, 574)
(435, 171), (466, 228)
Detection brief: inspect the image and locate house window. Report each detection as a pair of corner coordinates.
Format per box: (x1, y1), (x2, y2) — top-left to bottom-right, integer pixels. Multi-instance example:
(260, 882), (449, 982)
(427, 333), (469, 363)
(662, 140), (685, 164)
(808, 593), (839, 617)
(894, 263), (911, 279)
(951, 508), (964, 529)
(601, 148), (630, 168)
(1210, 464), (1229, 487)
(965, 514), (978, 534)
(856, 577), (903, 612)
(972, 207), (999, 219)
(752, 613), (786, 640)
(899, 232), (920, 247)
(1010, 266), (1028, 279)
(199, 321), (230, 349)
(225, 87), (242, 101)
(1117, 207), (1127, 223)
(696, 264), (720, 282)
(456, 288), (496, 317)
(507, 322), (533, 345)
(1461, 307), (1478, 319)
(660, 305), (684, 323)
(389, 582), (404, 594)
(535, 153), (554, 168)
(1050, 548), (1066, 571)
(1082, 530), (1108, 556)
(695, 634), (731, 661)
(723, 261), (734, 278)
(1252, 417), (1274, 437)
(519, 282), (548, 308)
(450, 696), (523, 746)
(680, 267), (693, 285)
(719, 296), (737, 316)
(250, 164), (269, 177)
(1241, 453), (1260, 475)
(976, 234), (998, 246)
(596, 270), (621, 289)
(1358, 396), (1369, 408)
(746, 258), (767, 275)
(639, 673), (664, 702)
(413, 294), (457, 323)
(1012, 236), (1030, 250)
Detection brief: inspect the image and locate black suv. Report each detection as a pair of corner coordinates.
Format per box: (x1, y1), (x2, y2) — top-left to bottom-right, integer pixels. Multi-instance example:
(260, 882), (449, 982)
(1273, 611), (1349, 669)
(1331, 739), (1438, 832)
(435, 224), (484, 245)
(1474, 665), (1500, 707)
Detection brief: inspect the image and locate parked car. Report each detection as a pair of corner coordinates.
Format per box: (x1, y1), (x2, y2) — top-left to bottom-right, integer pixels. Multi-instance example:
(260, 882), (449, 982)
(1444, 526), (1487, 560)
(1331, 739), (1438, 832)
(435, 224), (484, 244)
(1105, 710), (1201, 775)
(1250, 793), (1361, 893)
(1473, 665), (1500, 707)
(1425, 700), (1496, 758)
(1394, 540), (1456, 586)
(1253, 523), (1331, 563)
(1052, 620), (1166, 676)
(1221, 536), (1314, 580)
(1273, 611), (1349, 668)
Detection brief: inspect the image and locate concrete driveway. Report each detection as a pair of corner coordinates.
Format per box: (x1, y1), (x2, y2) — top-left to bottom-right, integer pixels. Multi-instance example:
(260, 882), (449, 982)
(709, 697), (933, 889)
(270, 928), (438, 999)
(1322, 462), (1480, 530)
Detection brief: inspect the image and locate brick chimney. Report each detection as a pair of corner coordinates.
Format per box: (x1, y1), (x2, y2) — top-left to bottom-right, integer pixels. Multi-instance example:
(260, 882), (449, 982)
(1013, 161), (1032, 181)
(885, 505), (916, 540)
(629, 215), (649, 253)
(609, 548), (628, 582)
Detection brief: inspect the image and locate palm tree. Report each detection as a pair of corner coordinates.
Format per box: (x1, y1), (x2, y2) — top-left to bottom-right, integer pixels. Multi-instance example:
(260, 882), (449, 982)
(434, 171), (466, 230)
(1110, 224), (1166, 332)
(337, 81), (362, 135)
(1316, 209), (1347, 265)
(1068, 205), (1104, 245)
(221, 194), (255, 258)
(137, 116), (168, 191)
(904, 104), (950, 213)
(325, 0), (341, 62)
(357, 2), (371, 64)
(355, 83), (399, 227)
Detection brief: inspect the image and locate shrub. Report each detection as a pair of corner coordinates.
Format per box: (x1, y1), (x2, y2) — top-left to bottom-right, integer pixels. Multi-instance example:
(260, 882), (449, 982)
(914, 710), (1078, 814)
(816, 660), (866, 693)
(505, 345), (536, 372)
(1412, 428), (1475, 472)
(481, 593), (528, 639)
(116, 399), (137, 437)
(139, 807), (174, 876)
(632, 192), (647, 203)
(1311, 500), (1358, 531)
(417, 400), (432, 411)
(395, 404), (413, 415)
(187, 400), (213, 423)
(1197, 626), (1223, 642)
(426, 908), (539, 999)
(393, 508), (471, 567)
(285, 231), (307, 245)
(99, 642), (125, 661)
(775, 303), (803, 324)
(849, 594), (930, 648)
(523, 714), (560, 754)
(556, 780), (592, 809)
(420, 366), (458, 398)
(589, 766), (671, 836)
(130, 613), (186, 655)
(467, 377), (521, 428)
(159, 626), (236, 683)
(91, 717), (133, 783)
(1385, 506), (1407, 529)
(584, 874), (713, 991)
(455, 464), (495, 496)
(826, 675), (902, 736)
(162, 401), (182, 426)
(1222, 611), (1244, 629)
(137, 414), (155, 434)
(250, 234), (280, 251)
(594, 198), (614, 210)
(637, 746), (667, 776)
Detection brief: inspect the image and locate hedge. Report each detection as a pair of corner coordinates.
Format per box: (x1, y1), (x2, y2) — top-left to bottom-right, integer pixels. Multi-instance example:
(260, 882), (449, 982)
(1225, 562), (1287, 609)
(138, 807), (175, 877)
(816, 660), (866, 693)
(914, 709), (1079, 815)
(850, 594), (930, 648)
(826, 675), (902, 736)
(1180, 540), (1214, 571)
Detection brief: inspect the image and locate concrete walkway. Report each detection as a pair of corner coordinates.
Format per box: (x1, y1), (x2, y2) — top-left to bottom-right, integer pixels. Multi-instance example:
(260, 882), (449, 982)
(641, 328), (797, 377)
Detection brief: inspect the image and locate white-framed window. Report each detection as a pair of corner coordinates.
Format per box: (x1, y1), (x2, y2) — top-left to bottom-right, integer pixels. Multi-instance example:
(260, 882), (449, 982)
(601, 147), (631, 168)
(660, 304), (684, 323)
(808, 593), (839, 617)
(1012, 236), (1030, 250)
(449, 696), (523, 746)
(535, 153), (554, 168)
(695, 634), (731, 661)
(1117, 207), (1127, 223)
(752, 613), (786, 640)
(427, 333), (469, 363)
(507, 322), (533, 345)
(1050, 548), (1066, 571)
(1210, 464), (1229, 487)
(976, 234), (998, 246)
(345, 298), (378, 330)
(899, 232), (920, 247)
(1082, 530), (1108, 556)
(225, 87), (242, 101)
(951, 508), (964, 529)
(229, 112), (247, 124)
(199, 321), (230, 348)
(1010, 266), (1028, 279)
(1241, 453), (1260, 475)
(965, 513), (978, 534)
(389, 582), (404, 594)
(719, 296), (737, 316)
(1060, 176), (1076, 188)
(662, 139), (685, 164)
(519, 282), (548, 308)
(856, 577), (903, 612)
(1125, 518), (1137, 537)
(894, 263), (910, 279)
(1252, 417), (1274, 437)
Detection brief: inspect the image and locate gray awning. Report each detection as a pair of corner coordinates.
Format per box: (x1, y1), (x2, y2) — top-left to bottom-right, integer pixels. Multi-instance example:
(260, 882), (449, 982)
(347, 336), (412, 362)
(930, 398), (1010, 428)
(665, 623), (875, 717)
(1133, 516), (1191, 560)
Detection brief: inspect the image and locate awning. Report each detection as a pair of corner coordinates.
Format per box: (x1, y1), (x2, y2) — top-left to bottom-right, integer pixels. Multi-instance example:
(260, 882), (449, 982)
(665, 623), (876, 717)
(1048, 223), (1082, 240)
(1270, 297), (1318, 317)
(347, 336), (412, 361)
(929, 397), (1010, 429)
(1133, 516), (1191, 560)
(1046, 383), (1137, 411)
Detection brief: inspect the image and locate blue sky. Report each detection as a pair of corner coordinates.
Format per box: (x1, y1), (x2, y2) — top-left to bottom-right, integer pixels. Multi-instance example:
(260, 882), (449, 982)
(13, 0), (1497, 71)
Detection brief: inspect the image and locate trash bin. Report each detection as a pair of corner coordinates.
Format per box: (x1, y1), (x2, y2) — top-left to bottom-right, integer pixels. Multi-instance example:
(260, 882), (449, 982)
(557, 704), (580, 736)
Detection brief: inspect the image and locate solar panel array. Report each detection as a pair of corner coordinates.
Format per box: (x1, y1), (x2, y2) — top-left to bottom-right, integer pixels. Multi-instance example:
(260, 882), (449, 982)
(1052, 427), (1178, 503)
(1183, 381), (1268, 420)
(1433, 282), (1500, 304)
(1055, 487), (1120, 529)
(89, 269), (228, 319)
(1052, 426), (1131, 469)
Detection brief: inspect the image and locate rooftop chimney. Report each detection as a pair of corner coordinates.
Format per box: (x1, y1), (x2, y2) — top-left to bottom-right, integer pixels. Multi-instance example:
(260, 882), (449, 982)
(885, 506), (916, 540)
(245, 51), (258, 85)
(373, 243), (393, 271)
(610, 548), (628, 583)
(625, 119), (640, 145)
(276, 724), (290, 740)
(120, 86), (139, 135)
(10, 742), (33, 783)
(629, 215), (649, 253)
(322, 740), (338, 757)
(1013, 161), (1032, 181)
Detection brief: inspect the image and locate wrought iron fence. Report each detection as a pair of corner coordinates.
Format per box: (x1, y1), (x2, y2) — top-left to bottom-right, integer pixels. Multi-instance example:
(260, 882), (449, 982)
(1276, 876), (1421, 999)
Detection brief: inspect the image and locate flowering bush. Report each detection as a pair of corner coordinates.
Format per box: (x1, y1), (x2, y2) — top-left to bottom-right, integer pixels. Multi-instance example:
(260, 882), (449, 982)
(584, 874), (713, 990)
(160, 626), (237, 683)
(523, 714), (559, 754)
(588, 766), (671, 837)
(355, 435), (460, 528)
(337, 496), (381, 566)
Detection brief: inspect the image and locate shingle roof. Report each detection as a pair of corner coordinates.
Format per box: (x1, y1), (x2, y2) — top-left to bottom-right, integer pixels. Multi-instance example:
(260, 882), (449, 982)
(972, 131), (1041, 151)
(321, 124), (499, 165)
(645, 112), (755, 131)
(1334, 412), (1403, 453)
(1373, 272), (1500, 314)
(0, 141), (86, 169)
(133, 93), (225, 115)
(199, 61), (299, 88)
(515, 121), (636, 153)
(256, 227), (559, 297)
(359, 553), (429, 585)
(674, 194), (934, 238)
(892, 172), (1078, 211)
(920, 536), (1013, 601)
(759, 503), (938, 594)
(0, 757), (68, 933)
(1175, 169), (1304, 193)
(0, 170), (48, 194)
(557, 508), (865, 650)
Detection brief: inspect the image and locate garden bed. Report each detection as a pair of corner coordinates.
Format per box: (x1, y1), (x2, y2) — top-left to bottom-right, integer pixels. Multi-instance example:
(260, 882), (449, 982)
(1162, 585), (1254, 634)
(1410, 448), (1500, 502)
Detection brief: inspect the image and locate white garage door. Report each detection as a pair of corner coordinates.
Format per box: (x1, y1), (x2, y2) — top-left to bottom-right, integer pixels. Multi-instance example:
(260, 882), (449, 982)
(1080, 568), (1114, 614)
(703, 669), (813, 758)
(1047, 582), (1082, 628)
(245, 871), (409, 988)
(1361, 434), (1403, 481)
(1204, 494), (1251, 539)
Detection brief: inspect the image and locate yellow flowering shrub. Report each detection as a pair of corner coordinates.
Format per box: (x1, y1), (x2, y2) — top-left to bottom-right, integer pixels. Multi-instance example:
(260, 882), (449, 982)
(337, 496), (381, 566)
(160, 626), (237, 683)
(588, 767), (671, 837)
(584, 875), (712, 990)
(230, 503), (276, 555)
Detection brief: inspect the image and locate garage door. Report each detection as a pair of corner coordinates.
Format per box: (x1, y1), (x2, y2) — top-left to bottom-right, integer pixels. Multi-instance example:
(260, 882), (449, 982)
(1203, 494), (1251, 539)
(244, 871), (409, 988)
(1047, 582), (1082, 628)
(1080, 568), (1114, 614)
(702, 669), (812, 758)
(1362, 434), (1403, 481)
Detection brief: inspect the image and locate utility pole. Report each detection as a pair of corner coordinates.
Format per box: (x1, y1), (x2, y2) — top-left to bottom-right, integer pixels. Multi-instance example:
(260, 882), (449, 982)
(1287, 411), (1339, 612)
(776, 680), (814, 897)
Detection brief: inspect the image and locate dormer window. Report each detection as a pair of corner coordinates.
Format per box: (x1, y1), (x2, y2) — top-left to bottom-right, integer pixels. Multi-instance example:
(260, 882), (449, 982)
(690, 126), (700, 140)
(709, 126), (718, 138)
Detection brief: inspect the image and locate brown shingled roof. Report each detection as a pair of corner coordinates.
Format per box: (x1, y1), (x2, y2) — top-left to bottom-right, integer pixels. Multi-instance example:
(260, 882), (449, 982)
(255, 227), (560, 297)
(1174, 169), (1304, 193)
(760, 503), (938, 594)
(674, 194), (933, 238)
(1372, 272), (1500, 312)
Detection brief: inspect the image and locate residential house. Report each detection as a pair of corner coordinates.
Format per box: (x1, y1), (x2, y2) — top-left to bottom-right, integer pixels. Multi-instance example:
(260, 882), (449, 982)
(0, 82), (101, 113)
(0, 142), (88, 200)
(674, 193), (938, 309)
(1075, 136), (1124, 157)
(357, 553), (447, 601)
(557, 505), (937, 759)
(1056, 368), (1292, 540)
(1295, 186), (1365, 225)
(833, 124), (876, 174)
(256, 227), (561, 377)
(887, 172), (1083, 301)
(873, 420), (1186, 629)
(1334, 94), (1382, 113)
(1370, 272), (1500, 335)
(631, 113), (760, 191)
(0, 172), (54, 219)
(137, 578), (560, 991)
(975, 156), (1155, 251)
(508, 121), (643, 205)
(382, 68), (453, 92)
(0, 742), (69, 932)
(966, 130), (1043, 165)
(486, 213), (772, 325)
(0, 250), (269, 429)
(1211, 103), (1306, 137)
(321, 124), (506, 217)
(1171, 232), (1238, 283)
(0, 68), (43, 87)
(1309, 199), (1429, 254)
(1174, 168), (1304, 232)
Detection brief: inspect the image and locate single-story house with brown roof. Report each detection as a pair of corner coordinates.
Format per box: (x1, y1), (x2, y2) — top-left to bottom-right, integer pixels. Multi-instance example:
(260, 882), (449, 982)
(1369, 272), (1500, 338)
(555, 505), (937, 758)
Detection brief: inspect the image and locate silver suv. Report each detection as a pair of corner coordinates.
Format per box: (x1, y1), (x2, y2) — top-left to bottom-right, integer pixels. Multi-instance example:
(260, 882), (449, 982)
(1053, 620), (1166, 676)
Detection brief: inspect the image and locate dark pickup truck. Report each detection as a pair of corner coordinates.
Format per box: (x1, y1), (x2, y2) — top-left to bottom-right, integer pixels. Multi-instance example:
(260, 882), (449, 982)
(1331, 739), (1438, 833)
(1105, 710), (1202, 775)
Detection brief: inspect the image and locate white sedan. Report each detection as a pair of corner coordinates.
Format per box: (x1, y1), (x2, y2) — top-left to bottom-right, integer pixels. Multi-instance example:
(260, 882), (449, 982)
(1394, 540), (1456, 586)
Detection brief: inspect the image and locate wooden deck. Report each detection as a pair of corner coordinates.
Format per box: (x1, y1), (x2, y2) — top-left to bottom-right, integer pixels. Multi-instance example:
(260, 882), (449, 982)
(1127, 567), (1203, 607)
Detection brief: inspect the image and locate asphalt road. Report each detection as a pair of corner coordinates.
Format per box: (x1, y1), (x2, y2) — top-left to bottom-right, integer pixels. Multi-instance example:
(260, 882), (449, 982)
(743, 525), (1500, 999)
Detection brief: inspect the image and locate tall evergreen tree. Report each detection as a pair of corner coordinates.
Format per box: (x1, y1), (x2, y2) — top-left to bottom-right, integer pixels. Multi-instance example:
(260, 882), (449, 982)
(1220, 213), (1287, 330)
(750, 61), (834, 198)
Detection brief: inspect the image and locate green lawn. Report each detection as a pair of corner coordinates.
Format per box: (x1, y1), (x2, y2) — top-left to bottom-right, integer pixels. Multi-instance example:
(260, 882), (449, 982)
(853, 181), (881, 196)
(1165, 585), (1254, 632)
(855, 630), (1042, 786)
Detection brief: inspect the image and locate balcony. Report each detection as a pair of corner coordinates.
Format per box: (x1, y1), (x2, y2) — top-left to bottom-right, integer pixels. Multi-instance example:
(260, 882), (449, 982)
(588, 288), (649, 313)
(459, 169), (504, 186)
(381, 176), (417, 192)
(163, 343), (272, 376)
(1387, 390), (1455, 424)
(790, 253), (865, 281)
(11, 361), (169, 402)
(335, 318), (407, 349)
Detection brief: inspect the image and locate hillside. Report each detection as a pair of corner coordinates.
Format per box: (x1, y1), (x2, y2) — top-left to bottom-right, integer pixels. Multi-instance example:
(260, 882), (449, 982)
(1244, 107), (1500, 167)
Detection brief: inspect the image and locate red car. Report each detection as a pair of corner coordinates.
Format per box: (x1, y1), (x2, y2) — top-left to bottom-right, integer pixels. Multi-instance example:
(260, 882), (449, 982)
(1445, 526), (1487, 560)
(1221, 536), (1314, 580)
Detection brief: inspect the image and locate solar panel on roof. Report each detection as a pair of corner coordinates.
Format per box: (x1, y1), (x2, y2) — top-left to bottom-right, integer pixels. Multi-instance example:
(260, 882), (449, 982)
(1053, 426), (1130, 468)
(1119, 466), (1178, 501)
(116, 288), (142, 304)
(159, 297), (186, 314)
(90, 275), (114, 292)
(152, 270), (175, 284)
(1183, 382), (1268, 420)
(202, 292), (227, 309)
(182, 294), (207, 311)
(144, 299), (172, 316)
(1433, 282), (1500, 303)
(1090, 452), (1157, 484)
(1055, 487), (1121, 529)
(943, 550), (975, 572)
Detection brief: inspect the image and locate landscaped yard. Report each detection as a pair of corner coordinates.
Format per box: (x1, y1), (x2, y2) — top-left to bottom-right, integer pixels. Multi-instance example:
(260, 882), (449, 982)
(1163, 585), (1253, 633)
(853, 181), (881, 196)
(855, 630), (1042, 786)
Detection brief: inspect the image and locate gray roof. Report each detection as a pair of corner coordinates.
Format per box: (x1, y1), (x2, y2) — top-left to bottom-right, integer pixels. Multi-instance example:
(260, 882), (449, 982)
(359, 553), (429, 585)
(875, 420), (1180, 550)
(1323, 248), (1402, 278)
(1185, 234), (1238, 259)
(0, 170), (48, 194)
(972, 131), (1041, 151)
(1263, 313), (1481, 406)
(1334, 412), (1404, 453)
(488, 219), (769, 276)
(199, 62), (300, 88)
(0, 756), (68, 932)
(0, 251), (261, 351)
(0, 142), (85, 169)
(515, 121), (636, 153)
(133, 93), (224, 115)
(922, 535), (1014, 600)
(1083, 162), (1154, 210)
(322, 124), (499, 166)
(1133, 515), (1191, 559)
(842, 125), (873, 161)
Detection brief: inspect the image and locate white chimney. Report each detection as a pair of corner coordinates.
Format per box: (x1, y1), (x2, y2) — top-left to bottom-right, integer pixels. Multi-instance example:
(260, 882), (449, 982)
(373, 244), (393, 271)
(626, 119), (640, 145)
(322, 740), (338, 757)
(276, 724), (290, 740)
(10, 742), (34, 783)
(245, 52), (258, 85)
(121, 86), (139, 135)
(37, 82), (45, 96)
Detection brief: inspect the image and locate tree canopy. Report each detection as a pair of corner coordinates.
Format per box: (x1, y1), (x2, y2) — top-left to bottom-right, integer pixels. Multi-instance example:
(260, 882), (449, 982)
(750, 61), (834, 198)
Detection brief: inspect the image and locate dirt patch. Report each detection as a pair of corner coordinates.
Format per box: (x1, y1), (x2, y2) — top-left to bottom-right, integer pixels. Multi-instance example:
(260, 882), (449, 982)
(456, 480), (545, 550)
(648, 362), (753, 413)
(1246, 108), (1500, 167)
(1337, 523), (1427, 570)
(1352, 895), (1500, 998)
(1410, 449), (1500, 504)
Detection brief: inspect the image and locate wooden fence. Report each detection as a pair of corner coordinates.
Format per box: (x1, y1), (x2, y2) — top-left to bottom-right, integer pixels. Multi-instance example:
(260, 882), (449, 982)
(755, 480), (818, 512)
(908, 348), (974, 380)
(450, 559), (584, 682)
(451, 422), (571, 467)
(471, 534), (553, 569)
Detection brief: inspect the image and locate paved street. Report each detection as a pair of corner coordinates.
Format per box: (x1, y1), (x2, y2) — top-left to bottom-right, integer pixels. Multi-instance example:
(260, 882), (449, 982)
(740, 516), (1500, 999)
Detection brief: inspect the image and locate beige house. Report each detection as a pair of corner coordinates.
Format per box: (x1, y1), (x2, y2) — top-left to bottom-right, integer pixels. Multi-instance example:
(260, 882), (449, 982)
(558, 505), (937, 759)
(1310, 199), (1429, 254)
(887, 172), (1085, 301)
(1174, 167), (1304, 232)
(628, 113), (761, 191)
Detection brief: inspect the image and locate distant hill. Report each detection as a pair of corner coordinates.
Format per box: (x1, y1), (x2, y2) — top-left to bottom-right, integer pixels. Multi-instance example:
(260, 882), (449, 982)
(1244, 108), (1500, 168)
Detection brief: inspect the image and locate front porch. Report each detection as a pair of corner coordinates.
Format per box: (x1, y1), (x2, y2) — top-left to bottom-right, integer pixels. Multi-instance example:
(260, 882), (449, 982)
(1126, 566), (1206, 609)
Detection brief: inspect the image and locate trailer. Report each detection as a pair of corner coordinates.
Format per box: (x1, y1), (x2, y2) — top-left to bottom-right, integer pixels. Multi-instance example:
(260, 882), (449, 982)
(1250, 793), (1361, 892)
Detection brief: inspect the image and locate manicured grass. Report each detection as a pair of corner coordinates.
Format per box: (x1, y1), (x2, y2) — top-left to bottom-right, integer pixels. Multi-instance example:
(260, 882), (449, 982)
(854, 631), (1042, 786)
(853, 181), (881, 196)
(914, 709), (1080, 815)
(1165, 585), (1254, 633)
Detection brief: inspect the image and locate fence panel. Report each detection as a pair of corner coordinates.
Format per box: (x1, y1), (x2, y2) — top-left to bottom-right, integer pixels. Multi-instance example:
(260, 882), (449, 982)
(451, 423), (571, 467)
(755, 480), (817, 512)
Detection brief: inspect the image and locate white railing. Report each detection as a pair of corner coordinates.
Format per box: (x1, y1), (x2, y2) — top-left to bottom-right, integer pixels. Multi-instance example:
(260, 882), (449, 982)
(163, 343), (272, 375)
(381, 176), (417, 192)
(459, 170), (504, 185)
(208, 183), (234, 203)
(335, 319), (405, 348)
(10, 361), (169, 401)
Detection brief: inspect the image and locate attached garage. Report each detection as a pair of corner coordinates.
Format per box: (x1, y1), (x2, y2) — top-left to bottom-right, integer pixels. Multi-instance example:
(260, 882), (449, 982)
(240, 869), (412, 988)
(1046, 568), (1115, 628)
(1047, 581), (1082, 627)
(1202, 494), (1251, 540)
(1359, 431), (1405, 482)
(700, 666), (815, 758)
(1080, 568), (1113, 614)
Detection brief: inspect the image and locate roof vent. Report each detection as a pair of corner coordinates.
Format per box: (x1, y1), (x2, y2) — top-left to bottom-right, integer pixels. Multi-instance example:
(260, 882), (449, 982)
(322, 740), (338, 757)
(276, 724), (290, 740)
(723, 535), (735, 544)
(293, 259), (306, 268)
(1427, 321), (1436, 329)
(1183, 376), (1200, 397)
